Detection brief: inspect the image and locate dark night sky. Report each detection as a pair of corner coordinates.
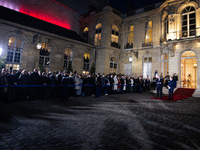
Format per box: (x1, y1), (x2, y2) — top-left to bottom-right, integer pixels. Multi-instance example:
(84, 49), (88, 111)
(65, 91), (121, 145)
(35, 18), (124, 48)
(110, 0), (164, 13)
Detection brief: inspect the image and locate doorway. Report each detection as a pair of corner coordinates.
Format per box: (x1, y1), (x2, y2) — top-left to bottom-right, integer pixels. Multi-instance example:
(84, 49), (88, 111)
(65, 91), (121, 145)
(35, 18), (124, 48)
(181, 51), (197, 89)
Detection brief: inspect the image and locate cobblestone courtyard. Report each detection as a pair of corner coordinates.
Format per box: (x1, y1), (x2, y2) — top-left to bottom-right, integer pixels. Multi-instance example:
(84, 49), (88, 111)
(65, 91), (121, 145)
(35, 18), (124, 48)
(0, 93), (200, 150)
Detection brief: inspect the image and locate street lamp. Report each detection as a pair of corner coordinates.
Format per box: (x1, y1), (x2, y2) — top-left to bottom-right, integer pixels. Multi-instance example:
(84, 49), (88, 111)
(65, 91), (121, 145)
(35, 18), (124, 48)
(0, 48), (2, 56)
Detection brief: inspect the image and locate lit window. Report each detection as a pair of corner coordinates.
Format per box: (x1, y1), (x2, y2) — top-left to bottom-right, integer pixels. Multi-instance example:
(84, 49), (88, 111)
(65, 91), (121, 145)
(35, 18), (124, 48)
(39, 43), (51, 67)
(181, 6), (196, 37)
(111, 25), (119, 48)
(125, 25), (134, 49)
(83, 27), (89, 42)
(95, 23), (102, 46)
(6, 37), (23, 71)
(83, 53), (90, 71)
(144, 21), (153, 46)
(64, 48), (73, 70)
(110, 57), (117, 73)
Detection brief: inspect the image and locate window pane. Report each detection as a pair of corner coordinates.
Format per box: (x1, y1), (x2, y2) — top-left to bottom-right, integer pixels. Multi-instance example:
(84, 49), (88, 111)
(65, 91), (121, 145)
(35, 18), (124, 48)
(98, 33), (101, 45)
(149, 21), (152, 28)
(189, 25), (195, 30)
(182, 21), (187, 26)
(45, 57), (50, 66)
(189, 13), (195, 19)
(145, 22), (148, 28)
(39, 57), (44, 66)
(189, 19), (195, 25)
(182, 26), (187, 31)
(95, 34), (98, 45)
(144, 57), (147, 62)
(145, 30), (148, 44)
(182, 15), (187, 20)
(14, 53), (21, 63)
(110, 63), (113, 68)
(114, 64), (117, 69)
(16, 38), (22, 51)
(7, 51), (13, 62)
(149, 57), (152, 62)
(149, 29), (153, 43)
(130, 25), (134, 32)
(190, 7), (195, 12)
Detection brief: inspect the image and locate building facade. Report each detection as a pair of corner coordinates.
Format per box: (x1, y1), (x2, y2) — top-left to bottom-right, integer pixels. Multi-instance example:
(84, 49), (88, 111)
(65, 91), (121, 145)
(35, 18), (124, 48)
(0, 0), (200, 96)
(79, 0), (200, 97)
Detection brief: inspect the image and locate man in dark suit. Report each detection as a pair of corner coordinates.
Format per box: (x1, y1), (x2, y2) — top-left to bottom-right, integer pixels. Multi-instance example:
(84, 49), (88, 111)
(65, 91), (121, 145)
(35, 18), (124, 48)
(167, 76), (175, 100)
(173, 73), (178, 88)
(156, 75), (163, 98)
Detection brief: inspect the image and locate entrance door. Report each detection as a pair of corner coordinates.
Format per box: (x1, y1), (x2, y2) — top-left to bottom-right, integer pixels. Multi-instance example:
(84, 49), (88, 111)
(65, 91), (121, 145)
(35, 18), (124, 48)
(181, 51), (197, 89)
(125, 58), (132, 76)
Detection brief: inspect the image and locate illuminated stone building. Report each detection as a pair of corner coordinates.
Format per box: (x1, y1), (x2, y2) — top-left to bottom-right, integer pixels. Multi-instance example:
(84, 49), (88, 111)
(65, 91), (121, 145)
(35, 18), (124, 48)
(0, 0), (200, 96)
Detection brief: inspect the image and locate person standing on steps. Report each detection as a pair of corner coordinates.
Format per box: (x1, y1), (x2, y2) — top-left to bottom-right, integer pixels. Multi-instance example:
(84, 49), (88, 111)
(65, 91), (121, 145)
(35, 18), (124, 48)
(167, 76), (175, 100)
(156, 75), (163, 99)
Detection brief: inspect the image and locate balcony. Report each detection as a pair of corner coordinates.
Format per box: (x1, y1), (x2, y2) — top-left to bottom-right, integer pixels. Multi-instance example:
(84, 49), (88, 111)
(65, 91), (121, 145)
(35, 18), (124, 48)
(124, 43), (133, 49)
(160, 28), (200, 42)
(111, 42), (120, 49)
(142, 42), (153, 47)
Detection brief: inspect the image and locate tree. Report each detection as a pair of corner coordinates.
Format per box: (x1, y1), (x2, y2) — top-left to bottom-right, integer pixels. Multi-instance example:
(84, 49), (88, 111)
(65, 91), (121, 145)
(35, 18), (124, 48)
(0, 54), (6, 70)
(67, 63), (73, 73)
(90, 63), (96, 75)
(39, 64), (45, 73)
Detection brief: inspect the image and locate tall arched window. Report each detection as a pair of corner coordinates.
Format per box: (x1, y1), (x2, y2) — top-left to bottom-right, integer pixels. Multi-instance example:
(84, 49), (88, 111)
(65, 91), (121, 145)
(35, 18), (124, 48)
(83, 53), (90, 72)
(39, 43), (51, 67)
(95, 23), (102, 46)
(64, 48), (73, 70)
(111, 25), (119, 48)
(144, 21), (153, 46)
(83, 27), (89, 42)
(181, 6), (196, 37)
(164, 16), (168, 40)
(125, 25), (134, 49)
(6, 37), (24, 71)
(110, 57), (117, 73)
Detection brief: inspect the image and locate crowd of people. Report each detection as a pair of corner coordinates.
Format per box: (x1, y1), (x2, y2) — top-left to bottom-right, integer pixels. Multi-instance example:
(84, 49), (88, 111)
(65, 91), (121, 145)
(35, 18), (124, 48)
(0, 68), (178, 102)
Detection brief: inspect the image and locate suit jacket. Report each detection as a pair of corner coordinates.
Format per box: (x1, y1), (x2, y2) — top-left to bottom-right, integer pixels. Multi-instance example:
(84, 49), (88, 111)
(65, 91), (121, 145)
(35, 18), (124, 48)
(168, 80), (175, 91)
(173, 75), (178, 81)
(156, 78), (163, 87)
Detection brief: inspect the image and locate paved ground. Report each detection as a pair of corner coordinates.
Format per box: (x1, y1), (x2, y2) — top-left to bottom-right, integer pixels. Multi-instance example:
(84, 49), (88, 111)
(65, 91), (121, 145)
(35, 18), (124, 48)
(0, 93), (200, 150)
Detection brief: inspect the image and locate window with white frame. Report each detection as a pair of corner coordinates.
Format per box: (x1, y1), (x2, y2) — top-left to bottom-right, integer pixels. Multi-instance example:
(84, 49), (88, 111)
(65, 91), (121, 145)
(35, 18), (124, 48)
(64, 48), (73, 70)
(125, 25), (134, 49)
(125, 58), (132, 76)
(95, 23), (102, 46)
(181, 6), (196, 37)
(111, 25), (119, 48)
(6, 37), (24, 71)
(83, 53), (90, 71)
(110, 57), (117, 73)
(144, 21), (153, 46)
(143, 56), (152, 79)
(39, 43), (51, 67)
(83, 27), (89, 42)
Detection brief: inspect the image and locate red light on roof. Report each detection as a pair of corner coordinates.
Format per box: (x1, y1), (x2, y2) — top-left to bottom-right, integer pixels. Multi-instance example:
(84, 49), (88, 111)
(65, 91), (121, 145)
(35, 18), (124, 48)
(19, 7), (71, 29)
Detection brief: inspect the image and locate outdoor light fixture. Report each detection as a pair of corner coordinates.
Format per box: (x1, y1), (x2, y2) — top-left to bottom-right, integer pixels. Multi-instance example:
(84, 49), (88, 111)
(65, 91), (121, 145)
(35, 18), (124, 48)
(36, 43), (42, 50)
(129, 56), (133, 62)
(0, 48), (2, 55)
